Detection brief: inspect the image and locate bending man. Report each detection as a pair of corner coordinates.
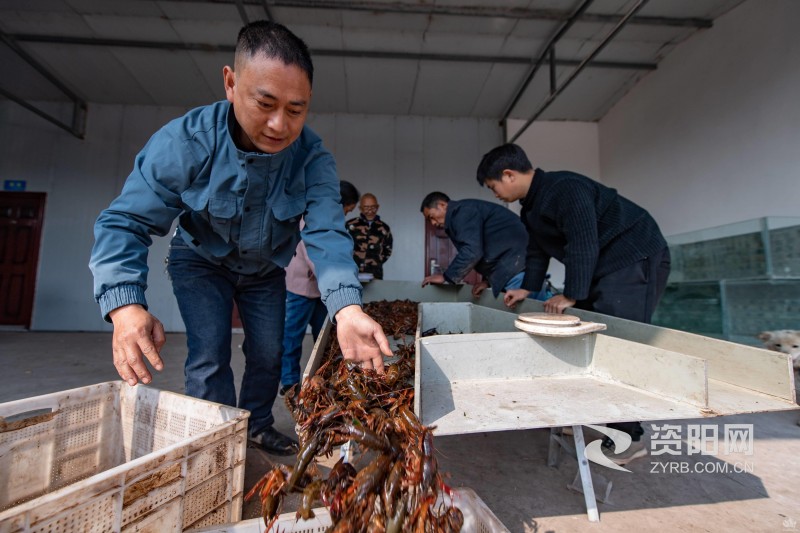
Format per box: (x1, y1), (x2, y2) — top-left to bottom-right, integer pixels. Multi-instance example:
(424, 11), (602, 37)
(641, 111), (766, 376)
(90, 21), (390, 456)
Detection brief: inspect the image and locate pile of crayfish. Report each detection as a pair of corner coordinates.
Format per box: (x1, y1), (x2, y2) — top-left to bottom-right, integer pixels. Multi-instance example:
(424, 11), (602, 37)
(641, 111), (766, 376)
(246, 299), (463, 532)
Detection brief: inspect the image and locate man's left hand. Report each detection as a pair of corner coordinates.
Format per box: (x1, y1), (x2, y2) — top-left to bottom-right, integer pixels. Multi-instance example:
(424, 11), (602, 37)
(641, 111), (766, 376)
(544, 294), (577, 314)
(504, 288), (530, 308)
(471, 280), (489, 298)
(334, 305), (392, 373)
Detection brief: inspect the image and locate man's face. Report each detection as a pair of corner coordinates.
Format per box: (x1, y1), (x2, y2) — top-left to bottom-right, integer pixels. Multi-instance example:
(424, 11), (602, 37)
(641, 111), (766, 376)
(343, 203), (356, 215)
(422, 201), (447, 228)
(223, 56), (311, 154)
(359, 197), (379, 220)
(484, 174), (517, 203)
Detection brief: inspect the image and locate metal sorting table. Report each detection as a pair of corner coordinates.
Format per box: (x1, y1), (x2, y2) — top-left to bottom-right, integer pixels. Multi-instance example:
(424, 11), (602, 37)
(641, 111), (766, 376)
(304, 281), (799, 523)
(413, 301), (796, 434)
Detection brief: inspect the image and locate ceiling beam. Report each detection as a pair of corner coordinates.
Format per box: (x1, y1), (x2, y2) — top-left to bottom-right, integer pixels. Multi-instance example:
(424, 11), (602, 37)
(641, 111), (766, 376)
(0, 30), (87, 139)
(155, 0), (712, 28)
(10, 34), (657, 71)
(259, 0), (275, 21)
(501, 0), (594, 122)
(233, 0), (251, 24)
(508, 0), (649, 143)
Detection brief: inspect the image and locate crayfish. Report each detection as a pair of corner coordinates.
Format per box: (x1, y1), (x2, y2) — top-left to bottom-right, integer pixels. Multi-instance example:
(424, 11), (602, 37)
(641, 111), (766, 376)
(247, 300), (463, 532)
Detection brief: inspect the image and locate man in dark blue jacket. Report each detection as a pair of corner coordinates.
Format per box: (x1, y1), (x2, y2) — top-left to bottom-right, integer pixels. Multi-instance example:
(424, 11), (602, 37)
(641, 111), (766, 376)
(420, 192), (528, 298)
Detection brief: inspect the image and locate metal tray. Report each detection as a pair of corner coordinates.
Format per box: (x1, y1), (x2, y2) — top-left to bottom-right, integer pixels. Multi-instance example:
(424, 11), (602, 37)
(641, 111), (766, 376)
(304, 281), (797, 436)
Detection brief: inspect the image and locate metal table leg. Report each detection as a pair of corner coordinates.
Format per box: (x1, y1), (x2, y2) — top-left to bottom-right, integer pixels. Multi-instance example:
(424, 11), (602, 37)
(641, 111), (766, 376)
(548, 426), (602, 522)
(572, 425), (600, 522)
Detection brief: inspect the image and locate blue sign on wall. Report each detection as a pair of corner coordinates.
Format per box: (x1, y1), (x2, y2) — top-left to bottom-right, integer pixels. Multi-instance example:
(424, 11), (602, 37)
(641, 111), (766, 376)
(4, 180), (26, 191)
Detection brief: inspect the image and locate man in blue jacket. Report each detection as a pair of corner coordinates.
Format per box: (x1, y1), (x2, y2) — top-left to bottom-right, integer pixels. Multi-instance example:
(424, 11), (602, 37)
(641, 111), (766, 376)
(419, 192), (529, 298)
(89, 21), (391, 456)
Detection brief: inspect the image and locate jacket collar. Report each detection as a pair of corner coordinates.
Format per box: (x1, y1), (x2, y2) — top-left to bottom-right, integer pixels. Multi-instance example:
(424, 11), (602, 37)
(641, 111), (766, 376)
(521, 168), (546, 208)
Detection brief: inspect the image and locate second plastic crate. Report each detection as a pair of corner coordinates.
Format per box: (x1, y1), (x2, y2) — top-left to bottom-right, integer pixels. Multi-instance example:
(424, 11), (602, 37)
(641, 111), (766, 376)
(193, 487), (508, 533)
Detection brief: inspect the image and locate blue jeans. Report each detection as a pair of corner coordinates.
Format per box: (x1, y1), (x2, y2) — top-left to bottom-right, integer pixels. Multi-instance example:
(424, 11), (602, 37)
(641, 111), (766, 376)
(504, 272), (549, 301)
(167, 237), (285, 437)
(281, 291), (327, 387)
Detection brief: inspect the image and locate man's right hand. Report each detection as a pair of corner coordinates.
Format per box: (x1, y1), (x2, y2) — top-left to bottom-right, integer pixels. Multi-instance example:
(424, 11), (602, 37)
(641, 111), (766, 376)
(504, 288), (530, 308)
(471, 280), (489, 298)
(334, 305), (392, 374)
(108, 304), (166, 386)
(421, 273), (445, 287)
(543, 294), (577, 314)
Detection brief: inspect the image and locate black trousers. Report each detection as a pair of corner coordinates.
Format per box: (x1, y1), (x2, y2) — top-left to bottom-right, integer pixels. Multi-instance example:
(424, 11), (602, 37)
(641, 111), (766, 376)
(574, 247), (671, 324)
(576, 247), (671, 441)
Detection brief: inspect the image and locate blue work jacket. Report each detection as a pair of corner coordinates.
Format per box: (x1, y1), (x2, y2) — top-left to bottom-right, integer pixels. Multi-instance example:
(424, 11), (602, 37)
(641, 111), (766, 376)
(443, 199), (528, 297)
(90, 101), (361, 321)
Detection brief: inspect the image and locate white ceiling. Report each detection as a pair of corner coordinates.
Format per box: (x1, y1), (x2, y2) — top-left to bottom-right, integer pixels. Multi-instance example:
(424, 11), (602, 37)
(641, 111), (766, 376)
(1, 0), (746, 125)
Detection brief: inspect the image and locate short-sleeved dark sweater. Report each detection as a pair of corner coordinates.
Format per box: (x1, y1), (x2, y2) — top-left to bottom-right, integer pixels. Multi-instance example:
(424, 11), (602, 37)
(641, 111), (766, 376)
(520, 168), (667, 301)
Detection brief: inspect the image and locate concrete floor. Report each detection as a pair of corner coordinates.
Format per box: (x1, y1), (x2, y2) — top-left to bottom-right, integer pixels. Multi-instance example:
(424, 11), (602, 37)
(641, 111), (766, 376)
(2, 330), (799, 532)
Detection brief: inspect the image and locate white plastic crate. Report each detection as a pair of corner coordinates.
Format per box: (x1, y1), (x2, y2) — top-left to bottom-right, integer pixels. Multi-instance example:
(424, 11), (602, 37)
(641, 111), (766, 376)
(193, 487), (509, 533)
(0, 381), (249, 532)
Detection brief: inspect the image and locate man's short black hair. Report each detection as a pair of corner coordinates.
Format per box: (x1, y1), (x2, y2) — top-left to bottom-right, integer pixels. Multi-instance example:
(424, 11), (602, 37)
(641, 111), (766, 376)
(340, 180), (360, 206)
(420, 192), (450, 212)
(235, 20), (314, 86)
(476, 143), (533, 186)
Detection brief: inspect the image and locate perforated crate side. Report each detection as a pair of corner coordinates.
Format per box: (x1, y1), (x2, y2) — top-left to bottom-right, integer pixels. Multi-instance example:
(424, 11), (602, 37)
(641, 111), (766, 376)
(0, 383), (122, 512)
(182, 469), (233, 529)
(191, 511), (331, 533)
(120, 386), (233, 462)
(29, 488), (120, 533)
(121, 469), (183, 527)
(0, 382), (249, 533)
(191, 488), (509, 533)
(185, 438), (233, 491)
(187, 505), (231, 531)
(121, 497), (183, 533)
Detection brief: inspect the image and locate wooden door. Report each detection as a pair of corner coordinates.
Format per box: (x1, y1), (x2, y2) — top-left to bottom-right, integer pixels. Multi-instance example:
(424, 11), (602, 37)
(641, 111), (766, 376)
(0, 192), (46, 327)
(423, 219), (481, 285)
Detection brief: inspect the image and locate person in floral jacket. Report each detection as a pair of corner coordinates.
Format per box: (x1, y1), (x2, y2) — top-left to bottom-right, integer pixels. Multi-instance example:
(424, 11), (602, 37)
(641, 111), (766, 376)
(346, 193), (393, 279)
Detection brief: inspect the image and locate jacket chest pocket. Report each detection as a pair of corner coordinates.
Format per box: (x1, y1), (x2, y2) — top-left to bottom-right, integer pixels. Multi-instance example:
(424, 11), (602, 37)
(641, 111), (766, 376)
(270, 195), (305, 252)
(207, 197), (240, 242)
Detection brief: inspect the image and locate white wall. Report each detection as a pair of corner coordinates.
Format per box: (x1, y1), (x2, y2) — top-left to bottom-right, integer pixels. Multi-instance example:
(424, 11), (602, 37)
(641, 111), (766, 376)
(307, 113), (502, 282)
(507, 119), (601, 182)
(0, 101), (500, 331)
(0, 102), (192, 333)
(599, 0), (800, 237)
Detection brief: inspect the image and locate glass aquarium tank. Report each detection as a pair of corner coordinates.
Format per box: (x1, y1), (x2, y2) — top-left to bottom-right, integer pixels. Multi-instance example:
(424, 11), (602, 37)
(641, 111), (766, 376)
(653, 217), (800, 344)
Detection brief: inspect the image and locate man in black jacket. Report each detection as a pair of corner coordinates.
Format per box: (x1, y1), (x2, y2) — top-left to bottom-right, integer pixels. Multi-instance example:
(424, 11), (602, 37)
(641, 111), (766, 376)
(476, 143), (671, 462)
(420, 192), (529, 298)
(476, 143), (670, 323)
